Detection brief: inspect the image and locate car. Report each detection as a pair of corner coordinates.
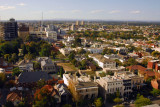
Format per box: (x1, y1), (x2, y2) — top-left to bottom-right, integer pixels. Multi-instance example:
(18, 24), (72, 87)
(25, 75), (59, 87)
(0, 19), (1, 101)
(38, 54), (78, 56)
(122, 102), (129, 105)
(148, 96), (153, 100)
(130, 100), (134, 104)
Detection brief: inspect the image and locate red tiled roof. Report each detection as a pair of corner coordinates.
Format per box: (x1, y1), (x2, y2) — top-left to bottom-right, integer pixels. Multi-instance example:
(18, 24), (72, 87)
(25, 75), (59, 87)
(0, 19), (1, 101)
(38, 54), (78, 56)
(7, 92), (21, 102)
(126, 65), (147, 72)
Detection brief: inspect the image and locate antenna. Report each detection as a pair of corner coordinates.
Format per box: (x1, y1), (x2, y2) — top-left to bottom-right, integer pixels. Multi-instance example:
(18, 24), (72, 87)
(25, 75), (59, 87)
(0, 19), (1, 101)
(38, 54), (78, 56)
(41, 12), (43, 37)
(41, 12), (43, 28)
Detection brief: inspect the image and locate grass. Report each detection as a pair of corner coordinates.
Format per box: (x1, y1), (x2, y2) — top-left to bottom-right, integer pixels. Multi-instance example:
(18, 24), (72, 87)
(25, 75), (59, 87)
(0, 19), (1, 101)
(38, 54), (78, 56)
(57, 63), (78, 73)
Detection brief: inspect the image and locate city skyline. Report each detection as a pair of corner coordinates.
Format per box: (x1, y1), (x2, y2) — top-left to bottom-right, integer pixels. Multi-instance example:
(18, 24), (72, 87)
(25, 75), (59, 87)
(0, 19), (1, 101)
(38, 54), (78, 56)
(0, 0), (160, 21)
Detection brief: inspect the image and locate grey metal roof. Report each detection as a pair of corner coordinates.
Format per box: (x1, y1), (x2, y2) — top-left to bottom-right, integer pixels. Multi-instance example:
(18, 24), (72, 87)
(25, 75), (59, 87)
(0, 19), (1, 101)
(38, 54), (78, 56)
(18, 72), (52, 83)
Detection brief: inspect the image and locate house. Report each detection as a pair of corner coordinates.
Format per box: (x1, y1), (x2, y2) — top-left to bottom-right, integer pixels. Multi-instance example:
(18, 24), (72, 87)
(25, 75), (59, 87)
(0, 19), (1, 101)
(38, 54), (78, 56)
(113, 47), (128, 55)
(16, 72), (53, 87)
(41, 60), (57, 73)
(59, 48), (73, 56)
(18, 60), (33, 72)
(37, 57), (57, 73)
(104, 54), (125, 63)
(126, 65), (147, 74)
(138, 70), (155, 80)
(56, 84), (71, 103)
(84, 48), (103, 54)
(128, 53), (139, 59)
(147, 60), (159, 69)
(6, 92), (22, 106)
(88, 54), (116, 69)
(0, 58), (13, 74)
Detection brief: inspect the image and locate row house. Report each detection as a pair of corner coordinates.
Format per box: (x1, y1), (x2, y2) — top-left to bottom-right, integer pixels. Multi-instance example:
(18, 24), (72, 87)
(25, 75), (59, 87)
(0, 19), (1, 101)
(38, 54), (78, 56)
(96, 71), (144, 100)
(63, 74), (98, 100)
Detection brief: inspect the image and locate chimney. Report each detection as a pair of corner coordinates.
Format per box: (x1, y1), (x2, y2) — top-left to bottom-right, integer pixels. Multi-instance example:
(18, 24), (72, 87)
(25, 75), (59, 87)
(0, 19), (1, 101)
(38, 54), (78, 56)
(88, 75), (91, 79)
(94, 76), (96, 82)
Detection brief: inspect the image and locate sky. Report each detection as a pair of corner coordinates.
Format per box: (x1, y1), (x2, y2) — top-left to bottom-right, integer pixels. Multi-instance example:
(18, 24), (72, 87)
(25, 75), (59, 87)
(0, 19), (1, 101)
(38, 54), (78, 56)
(0, 0), (160, 21)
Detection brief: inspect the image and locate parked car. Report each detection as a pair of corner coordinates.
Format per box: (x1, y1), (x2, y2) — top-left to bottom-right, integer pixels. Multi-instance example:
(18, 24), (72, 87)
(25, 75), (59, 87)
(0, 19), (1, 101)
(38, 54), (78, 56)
(148, 96), (153, 100)
(130, 100), (134, 104)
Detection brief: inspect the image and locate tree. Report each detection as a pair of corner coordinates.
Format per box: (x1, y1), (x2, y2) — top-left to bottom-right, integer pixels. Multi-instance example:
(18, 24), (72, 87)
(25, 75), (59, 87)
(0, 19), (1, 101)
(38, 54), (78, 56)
(141, 59), (148, 68)
(74, 38), (81, 47)
(4, 54), (10, 61)
(12, 67), (21, 77)
(124, 58), (138, 66)
(21, 44), (27, 55)
(5, 101), (14, 107)
(24, 52), (34, 60)
(51, 51), (56, 59)
(11, 53), (18, 63)
(151, 51), (160, 57)
(115, 59), (122, 66)
(150, 88), (160, 97)
(78, 49), (86, 54)
(34, 86), (55, 107)
(114, 97), (122, 104)
(39, 43), (51, 57)
(17, 102), (25, 107)
(0, 73), (6, 88)
(134, 95), (151, 107)
(59, 67), (64, 78)
(33, 62), (41, 71)
(94, 97), (103, 107)
(37, 79), (46, 88)
(62, 104), (72, 107)
(68, 52), (75, 61)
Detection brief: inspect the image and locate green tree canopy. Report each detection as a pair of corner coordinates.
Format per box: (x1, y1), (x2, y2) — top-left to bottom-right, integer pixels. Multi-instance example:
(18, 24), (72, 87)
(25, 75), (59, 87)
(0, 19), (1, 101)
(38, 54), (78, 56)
(134, 95), (151, 107)
(12, 67), (21, 77)
(94, 97), (103, 107)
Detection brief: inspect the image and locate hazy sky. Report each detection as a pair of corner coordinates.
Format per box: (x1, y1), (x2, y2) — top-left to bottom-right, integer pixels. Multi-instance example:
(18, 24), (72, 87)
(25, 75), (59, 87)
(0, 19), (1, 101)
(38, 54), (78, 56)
(0, 0), (160, 21)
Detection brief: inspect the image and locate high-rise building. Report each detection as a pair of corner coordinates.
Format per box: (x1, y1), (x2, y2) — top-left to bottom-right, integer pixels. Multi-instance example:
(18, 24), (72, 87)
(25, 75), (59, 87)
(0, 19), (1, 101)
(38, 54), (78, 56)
(71, 24), (76, 31)
(0, 18), (18, 41)
(75, 21), (79, 26)
(81, 21), (84, 26)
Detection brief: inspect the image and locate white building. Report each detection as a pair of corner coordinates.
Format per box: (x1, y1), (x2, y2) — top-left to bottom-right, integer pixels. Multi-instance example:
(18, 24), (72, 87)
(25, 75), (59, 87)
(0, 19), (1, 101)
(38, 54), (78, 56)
(84, 48), (103, 54)
(89, 54), (116, 69)
(46, 31), (57, 41)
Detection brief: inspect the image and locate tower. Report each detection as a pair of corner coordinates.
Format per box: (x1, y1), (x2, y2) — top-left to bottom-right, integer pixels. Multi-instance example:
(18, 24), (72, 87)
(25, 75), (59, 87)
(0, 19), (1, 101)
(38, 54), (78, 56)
(0, 18), (18, 41)
(81, 21), (84, 26)
(76, 20), (79, 26)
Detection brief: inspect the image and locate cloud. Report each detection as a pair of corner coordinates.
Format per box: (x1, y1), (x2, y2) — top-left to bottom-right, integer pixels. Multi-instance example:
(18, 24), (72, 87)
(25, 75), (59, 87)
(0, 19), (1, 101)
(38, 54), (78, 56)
(71, 10), (81, 13)
(48, 10), (65, 14)
(17, 3), (26, 6)
(109, 10), (120, 14)
(0, 6), (15, 10)
(91, 10), (104, 14)
(130, 10), (141, 14)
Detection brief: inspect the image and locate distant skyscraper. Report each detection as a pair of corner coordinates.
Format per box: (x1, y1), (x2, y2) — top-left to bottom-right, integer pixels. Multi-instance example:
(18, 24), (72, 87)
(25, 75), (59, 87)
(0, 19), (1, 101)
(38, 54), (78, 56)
(81, 21), (84, 26)
(76, 21), (79, 26)
(71, 24), (76, 31)
(0, 18), (18, 41)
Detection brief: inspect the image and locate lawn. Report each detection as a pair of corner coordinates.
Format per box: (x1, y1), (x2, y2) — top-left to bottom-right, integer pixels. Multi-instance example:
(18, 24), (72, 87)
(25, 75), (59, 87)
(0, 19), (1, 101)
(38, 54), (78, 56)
(57, 63), (78, 73)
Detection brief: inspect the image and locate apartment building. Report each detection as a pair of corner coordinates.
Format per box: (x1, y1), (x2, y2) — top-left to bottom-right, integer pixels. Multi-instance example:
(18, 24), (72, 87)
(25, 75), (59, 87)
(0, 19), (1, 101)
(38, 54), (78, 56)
(63, 74), (98, 100)
(96, 71), (144, 100)
(0, 18), (18, 41)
